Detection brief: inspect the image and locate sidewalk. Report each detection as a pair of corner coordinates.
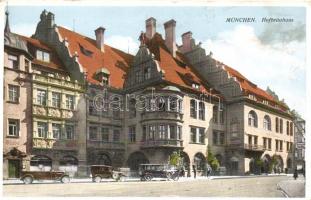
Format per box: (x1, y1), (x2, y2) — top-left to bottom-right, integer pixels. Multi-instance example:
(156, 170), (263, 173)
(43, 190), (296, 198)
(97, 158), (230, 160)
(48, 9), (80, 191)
(3, 173), (289, 185)
(277, 176), (305, 197)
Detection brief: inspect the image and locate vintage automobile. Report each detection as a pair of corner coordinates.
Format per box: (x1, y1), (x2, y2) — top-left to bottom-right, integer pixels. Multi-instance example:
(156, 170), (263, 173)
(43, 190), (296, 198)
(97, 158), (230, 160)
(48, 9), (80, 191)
(20, 171), (70, 184)
(138, 164), (180, 181)
(90, 165), (125, 182)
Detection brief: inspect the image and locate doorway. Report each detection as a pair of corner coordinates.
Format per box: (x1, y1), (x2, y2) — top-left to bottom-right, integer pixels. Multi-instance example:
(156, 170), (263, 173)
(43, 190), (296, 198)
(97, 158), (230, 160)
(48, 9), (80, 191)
(8, 159), (20, 178)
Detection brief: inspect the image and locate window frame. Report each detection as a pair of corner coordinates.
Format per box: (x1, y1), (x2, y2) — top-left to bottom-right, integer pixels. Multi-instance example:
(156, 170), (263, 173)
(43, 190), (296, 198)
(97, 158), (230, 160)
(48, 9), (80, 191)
(8, 84), (19, 103)
(8, 119), (19, 137)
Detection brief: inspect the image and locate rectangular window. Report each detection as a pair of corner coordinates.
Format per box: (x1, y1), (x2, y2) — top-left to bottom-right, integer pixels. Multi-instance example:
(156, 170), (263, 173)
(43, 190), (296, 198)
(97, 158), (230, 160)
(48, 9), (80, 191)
(149, 125), (156, 140)
(144, 67), (151, 80)
(36, 50), (50, 62)
(159, 124), (166, 139)
(213, 131), (218, 145)
(25, 59), (30, 72)
(52, 123), (61, 139)
(37, 89), (47, 106)
(268, 138), (272, 150)
(248, 135), (252, 145)
(254, 136), (258, 145)
(37, 122), (48, 138)
(177, 126), (182, 140)
(280, 140), (283, 151)
(263, 138), (267, 149)
(190, 100), (197, 118)
(275, 140), (279, 151)
(8, 54), (19, 69)
(89, 126), (98, 140)
(128, 126), (136, 143)
(170, 125), (176, 139)
(101, 127), (109, 142)
(142, 125), (147, 141)
(190, 127), (196, 143)
(135, 71), (141, 83)
(52, 92), (61, 108)
(113, 130), (120, 142)
(8, 119), (19, 137)
(219, 132), (225, 145)
(199, 128), (205, 144)
(66, 94), (74, 110)
(280, 119), (283, 133)
(65, 125), (74, 140)
(8, 85), (19, 103)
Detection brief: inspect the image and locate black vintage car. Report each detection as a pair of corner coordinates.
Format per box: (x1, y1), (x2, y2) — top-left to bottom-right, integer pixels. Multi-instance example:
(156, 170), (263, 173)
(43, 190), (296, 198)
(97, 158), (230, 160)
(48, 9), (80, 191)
(138, 164), (179, 181)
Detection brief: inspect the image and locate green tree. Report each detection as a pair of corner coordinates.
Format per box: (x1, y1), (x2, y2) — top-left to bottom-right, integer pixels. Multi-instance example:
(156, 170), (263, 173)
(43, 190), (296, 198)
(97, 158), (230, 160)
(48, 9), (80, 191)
(169, 151), (181, 166)
(206, 146), (220, 171)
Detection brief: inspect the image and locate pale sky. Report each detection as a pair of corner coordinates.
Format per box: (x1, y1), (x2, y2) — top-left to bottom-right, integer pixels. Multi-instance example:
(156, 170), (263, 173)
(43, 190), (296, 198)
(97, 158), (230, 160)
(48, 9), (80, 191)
(7, 6), (306, 118)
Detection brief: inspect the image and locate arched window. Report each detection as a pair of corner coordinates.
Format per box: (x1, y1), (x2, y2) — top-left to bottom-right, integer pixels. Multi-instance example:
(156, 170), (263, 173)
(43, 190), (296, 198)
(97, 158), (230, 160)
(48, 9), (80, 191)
(248, 111), (258, 127)
(275, 117), (279, 132)
(198, 102), (205, 120)
(157, 97), (166, 111)
(190, 99), (197, 118)
(263, 115), (271, 131)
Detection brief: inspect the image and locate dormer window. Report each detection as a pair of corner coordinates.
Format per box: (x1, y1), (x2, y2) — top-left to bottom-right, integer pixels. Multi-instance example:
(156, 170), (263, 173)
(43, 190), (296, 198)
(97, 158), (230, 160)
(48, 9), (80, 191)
(263, 100), (269, 105)
(248, 94), (257, 101)
(95, 67), (110, 86)
(192, 83), (200, 89)
(36, 50), (50, 62)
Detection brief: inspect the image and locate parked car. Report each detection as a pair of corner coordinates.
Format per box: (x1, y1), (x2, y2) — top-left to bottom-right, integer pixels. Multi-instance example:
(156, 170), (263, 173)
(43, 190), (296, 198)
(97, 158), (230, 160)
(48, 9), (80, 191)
(20, 171), (70, 184)
(90, 165), (125, 182)
(138, 164), (180, 181)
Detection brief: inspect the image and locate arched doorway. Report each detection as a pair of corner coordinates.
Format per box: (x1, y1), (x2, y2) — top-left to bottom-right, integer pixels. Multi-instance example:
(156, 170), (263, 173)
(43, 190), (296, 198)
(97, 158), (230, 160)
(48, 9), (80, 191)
(229, 156), (239, 175)
(97, 153), (112, 166)
(261, 154), (271, 173)
(273, 155), (284, 173)
(127, 152), (149, 170)
(194, 152), (206, 171)
(30, 155), (52, 171)
(249, 158), (255, 174)
(59, 156), (78, 177)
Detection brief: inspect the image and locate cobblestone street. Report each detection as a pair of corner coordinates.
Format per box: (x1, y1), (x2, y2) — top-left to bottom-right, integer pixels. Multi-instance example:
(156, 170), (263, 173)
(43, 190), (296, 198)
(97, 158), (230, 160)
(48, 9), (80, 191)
(4, 176), (303, 197)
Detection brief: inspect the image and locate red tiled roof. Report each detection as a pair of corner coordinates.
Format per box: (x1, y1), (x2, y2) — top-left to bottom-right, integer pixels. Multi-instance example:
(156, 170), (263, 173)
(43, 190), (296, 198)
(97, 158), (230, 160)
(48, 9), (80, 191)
(57, 26), (133, 88)
(18, 34), (66, 72)
(145, 33), (211, 93)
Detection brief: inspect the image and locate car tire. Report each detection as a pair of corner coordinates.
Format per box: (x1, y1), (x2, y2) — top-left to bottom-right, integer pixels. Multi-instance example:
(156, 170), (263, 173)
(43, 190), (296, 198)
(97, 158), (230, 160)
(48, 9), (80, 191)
(144, 175), (152, 181)
(172, 174), (179, 181)
(23, 176), (33, 184)
(112, 173), (120, 180)
(94, 175), (101, 183)
(166, 172), (173, 180)
(61, 175), (70, 184)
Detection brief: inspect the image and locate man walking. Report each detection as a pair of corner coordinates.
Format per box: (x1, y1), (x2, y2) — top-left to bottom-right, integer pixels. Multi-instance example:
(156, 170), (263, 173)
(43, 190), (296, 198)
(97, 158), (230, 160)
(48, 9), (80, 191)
(193, 165), (196, 179)
(206, 164), (212, 177)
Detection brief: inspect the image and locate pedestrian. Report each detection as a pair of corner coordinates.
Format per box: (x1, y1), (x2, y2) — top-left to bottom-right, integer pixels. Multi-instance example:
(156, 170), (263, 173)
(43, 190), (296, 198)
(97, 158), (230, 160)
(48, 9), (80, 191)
(193, 165), (197, 179)
(206, 164), (212, 177)
(187, 166), (191, 177)
(180, 167), (185, 177)
(293, 168), (298, 180)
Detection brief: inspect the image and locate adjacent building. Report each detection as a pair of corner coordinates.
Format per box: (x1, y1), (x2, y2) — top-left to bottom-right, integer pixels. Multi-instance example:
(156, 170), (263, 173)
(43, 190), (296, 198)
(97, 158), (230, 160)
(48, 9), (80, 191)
(3, 10), (296, 178)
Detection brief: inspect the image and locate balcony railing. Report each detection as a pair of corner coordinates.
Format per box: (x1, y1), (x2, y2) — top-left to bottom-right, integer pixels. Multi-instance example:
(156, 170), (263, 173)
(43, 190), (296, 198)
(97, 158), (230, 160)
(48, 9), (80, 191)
(32, 74), (84, 91)
(87, 140), (125, 150)
(140, 139), (183, 148)
(244, 144), (264, 151)
(141, 111), (183, 122)
(33, 137), (78, 150)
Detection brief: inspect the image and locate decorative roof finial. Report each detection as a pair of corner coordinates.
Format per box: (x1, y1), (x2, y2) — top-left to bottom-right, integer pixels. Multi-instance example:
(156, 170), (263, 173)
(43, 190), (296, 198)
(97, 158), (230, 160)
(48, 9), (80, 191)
(4, 4), (10, 34)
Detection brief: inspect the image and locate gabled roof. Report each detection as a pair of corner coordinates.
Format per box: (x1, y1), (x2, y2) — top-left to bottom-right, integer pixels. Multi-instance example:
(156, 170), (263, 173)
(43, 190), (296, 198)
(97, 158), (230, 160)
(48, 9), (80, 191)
(17, 34), (66, 72)
(216, 60), (288, 111)
(145, 33), (212, 94)
(57, 26), (134, 88)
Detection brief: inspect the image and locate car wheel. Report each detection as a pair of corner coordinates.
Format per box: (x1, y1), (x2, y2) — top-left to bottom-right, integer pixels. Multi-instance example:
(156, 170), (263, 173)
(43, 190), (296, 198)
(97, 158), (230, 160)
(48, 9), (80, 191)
(61, 175), (70, 184)
(144, 175), (152, 181)
(94, 175), (101, 183)
(112, 173), (120, 180)
(166, 172), (173, 180)
(23, 176), (33, 184)
(172, 174), (179, 181)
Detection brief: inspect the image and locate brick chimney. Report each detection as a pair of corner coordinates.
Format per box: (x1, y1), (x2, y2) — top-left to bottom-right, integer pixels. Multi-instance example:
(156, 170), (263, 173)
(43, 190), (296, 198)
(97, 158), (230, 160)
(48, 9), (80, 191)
(95, 27), (105, 52)
(181, 31), (193, 53)
(164, 19), (177, 57)
(146, 17), (156, 39)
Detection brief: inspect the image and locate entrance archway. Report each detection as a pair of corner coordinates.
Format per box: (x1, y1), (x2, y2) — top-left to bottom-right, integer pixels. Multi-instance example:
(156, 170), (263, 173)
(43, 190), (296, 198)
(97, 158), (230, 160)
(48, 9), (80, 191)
(273, 155), (284, 173)
(59, 155), (78, 177)
(127, 152), (149, 170)
(215, 154), (223, 166)
(194, 152), (206, 170)
(262, 154), (271, 173)
(287, 158), (292, 169)
(249, 158), (255, 174)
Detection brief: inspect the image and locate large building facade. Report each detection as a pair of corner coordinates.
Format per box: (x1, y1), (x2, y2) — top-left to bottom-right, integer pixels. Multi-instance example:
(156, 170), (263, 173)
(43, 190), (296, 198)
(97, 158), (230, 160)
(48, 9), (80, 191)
(3, 10), (295, 178)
